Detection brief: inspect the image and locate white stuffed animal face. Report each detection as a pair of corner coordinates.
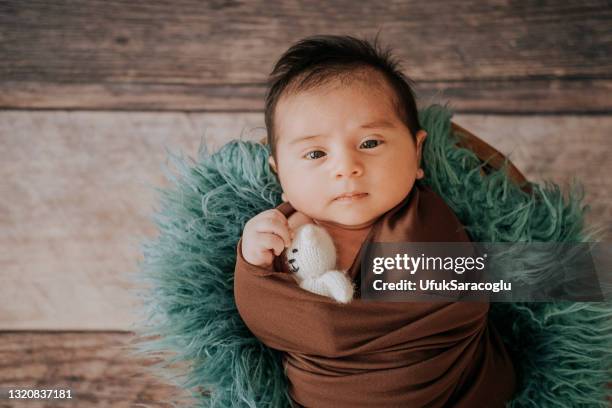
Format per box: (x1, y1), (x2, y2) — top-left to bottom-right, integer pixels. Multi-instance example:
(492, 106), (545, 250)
(285, 224), (337, 281)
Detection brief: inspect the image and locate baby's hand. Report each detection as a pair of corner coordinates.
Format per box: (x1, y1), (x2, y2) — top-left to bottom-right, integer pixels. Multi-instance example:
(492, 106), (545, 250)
(241, 209), (294, 268)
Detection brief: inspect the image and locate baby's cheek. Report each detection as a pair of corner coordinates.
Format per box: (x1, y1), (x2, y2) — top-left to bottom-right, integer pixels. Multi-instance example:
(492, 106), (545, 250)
(287, 211), (312, 231)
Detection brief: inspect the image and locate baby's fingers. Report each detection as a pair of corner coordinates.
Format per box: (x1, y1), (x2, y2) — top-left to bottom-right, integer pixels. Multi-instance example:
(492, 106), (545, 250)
(259, 233), (286, 256)
(255, 216), (293, 248)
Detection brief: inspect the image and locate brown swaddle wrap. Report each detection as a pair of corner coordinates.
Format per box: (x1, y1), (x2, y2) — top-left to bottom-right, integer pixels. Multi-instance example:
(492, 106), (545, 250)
(234, 184), (516, 407)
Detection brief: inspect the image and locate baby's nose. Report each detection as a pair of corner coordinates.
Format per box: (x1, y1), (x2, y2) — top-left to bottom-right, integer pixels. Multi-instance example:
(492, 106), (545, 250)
(334, 154), (364, 178)
(335, 168), (363, 179)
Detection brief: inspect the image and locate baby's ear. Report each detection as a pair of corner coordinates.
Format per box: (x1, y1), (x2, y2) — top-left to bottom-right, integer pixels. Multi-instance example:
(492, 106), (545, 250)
(416, 130), (428, 163)
(268, 155), (278, 174)
(416, 130), (428, 147)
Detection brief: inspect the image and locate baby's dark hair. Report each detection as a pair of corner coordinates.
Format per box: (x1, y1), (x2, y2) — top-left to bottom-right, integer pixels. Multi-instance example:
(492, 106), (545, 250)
(264, 34), (422, 159)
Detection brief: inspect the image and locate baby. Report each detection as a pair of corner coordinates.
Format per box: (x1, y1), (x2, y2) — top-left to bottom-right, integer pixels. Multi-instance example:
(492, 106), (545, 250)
(241, 36), (427, 272)
(235, 35), (516, 407)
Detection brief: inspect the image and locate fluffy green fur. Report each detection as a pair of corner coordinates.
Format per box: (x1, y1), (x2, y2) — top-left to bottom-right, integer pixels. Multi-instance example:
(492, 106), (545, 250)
(135, 104), (611, 407)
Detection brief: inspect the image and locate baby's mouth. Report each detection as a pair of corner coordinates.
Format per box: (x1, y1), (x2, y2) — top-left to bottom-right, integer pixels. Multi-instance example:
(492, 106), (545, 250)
(334, 192), (369, 202)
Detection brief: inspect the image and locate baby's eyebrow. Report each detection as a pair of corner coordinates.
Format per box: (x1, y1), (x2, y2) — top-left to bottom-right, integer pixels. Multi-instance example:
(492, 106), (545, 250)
(289, 134), (322, 145)
(288, 119), (395, 145)
(360, 119), (396, 130)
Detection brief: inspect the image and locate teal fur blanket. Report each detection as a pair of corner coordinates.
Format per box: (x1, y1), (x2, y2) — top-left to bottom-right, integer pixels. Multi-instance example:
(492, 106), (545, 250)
(136, 104), (612, 407)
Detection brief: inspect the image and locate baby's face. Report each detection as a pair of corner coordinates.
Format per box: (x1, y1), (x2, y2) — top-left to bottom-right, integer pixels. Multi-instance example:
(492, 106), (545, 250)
(269, 76), (427, 228)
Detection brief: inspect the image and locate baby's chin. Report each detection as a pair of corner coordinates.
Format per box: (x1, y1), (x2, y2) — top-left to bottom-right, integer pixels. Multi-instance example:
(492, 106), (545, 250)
(318, 209), (382, 229)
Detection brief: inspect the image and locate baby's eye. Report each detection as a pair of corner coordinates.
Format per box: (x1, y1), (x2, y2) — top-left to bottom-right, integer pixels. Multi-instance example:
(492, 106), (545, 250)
(360, 139), (383, 149)
(304, 150), (326, 160)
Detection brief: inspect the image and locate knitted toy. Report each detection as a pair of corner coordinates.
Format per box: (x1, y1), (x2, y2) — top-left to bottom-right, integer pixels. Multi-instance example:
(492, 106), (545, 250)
(281, 224), (354, 304)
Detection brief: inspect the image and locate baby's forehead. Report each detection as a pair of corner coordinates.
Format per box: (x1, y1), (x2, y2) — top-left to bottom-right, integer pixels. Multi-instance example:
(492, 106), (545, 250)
(283, 68), (396, 105)
(277, 68), (398, 110)
(276, 74), (400, 128)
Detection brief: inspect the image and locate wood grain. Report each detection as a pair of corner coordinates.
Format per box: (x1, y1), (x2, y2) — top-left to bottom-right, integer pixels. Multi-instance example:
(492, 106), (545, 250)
(0, 331), (185, 408)
(1, 0), (610, 112)
(0, 111), (263, 330)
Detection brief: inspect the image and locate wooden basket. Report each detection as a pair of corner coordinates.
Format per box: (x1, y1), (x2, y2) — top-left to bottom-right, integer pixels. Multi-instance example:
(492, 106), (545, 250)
(450, 122), (531, 193)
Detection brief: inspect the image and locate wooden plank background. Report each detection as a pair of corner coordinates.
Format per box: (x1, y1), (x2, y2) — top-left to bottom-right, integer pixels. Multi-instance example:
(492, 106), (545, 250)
(1, 1), (611, 113)
(1, 0), (610, 405)
(0, 332), (185, 407)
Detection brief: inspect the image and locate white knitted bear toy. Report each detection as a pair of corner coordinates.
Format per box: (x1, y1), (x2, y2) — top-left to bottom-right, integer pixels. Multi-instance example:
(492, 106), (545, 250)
(283, 224), (354, 304)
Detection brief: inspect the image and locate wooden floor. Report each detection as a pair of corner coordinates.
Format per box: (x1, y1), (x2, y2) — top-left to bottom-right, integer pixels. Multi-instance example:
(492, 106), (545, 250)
(1, 0), (610, 406)
(0, 332), (182, 408)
